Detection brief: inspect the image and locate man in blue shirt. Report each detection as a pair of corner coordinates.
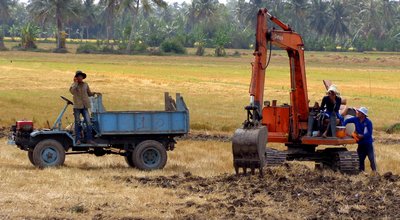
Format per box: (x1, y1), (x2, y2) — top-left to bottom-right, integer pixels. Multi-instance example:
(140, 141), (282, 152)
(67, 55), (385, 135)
(343, 107), (377, 172)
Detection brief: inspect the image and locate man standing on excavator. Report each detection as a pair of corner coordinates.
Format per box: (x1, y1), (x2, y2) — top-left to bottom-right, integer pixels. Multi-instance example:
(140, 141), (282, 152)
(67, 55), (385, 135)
(70, 70), (98, 145)
(343, 107), (377, 172)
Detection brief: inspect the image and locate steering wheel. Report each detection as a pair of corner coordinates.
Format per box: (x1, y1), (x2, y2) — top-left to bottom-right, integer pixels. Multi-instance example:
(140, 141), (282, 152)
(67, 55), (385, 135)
(61, 96), (74, 105)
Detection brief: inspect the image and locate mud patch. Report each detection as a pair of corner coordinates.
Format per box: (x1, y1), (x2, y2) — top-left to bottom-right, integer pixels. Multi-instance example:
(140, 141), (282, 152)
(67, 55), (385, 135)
(118, 164), (400, 219)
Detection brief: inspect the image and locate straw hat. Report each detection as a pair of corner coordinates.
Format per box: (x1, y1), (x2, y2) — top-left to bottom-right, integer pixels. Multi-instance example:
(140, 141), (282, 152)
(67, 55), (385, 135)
(327, 84), (340, 96)
(357, 107), (368, 117)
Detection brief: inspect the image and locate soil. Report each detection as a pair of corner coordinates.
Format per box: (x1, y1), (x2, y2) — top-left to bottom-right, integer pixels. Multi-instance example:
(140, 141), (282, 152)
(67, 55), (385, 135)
(183, 132), (400, 145)
(116, 164), (400, 219)
(0, 127), (6, 139)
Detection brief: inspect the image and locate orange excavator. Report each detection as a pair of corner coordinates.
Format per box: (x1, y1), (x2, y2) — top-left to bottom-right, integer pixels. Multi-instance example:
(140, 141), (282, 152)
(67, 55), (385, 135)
(232, 8), (359, 175)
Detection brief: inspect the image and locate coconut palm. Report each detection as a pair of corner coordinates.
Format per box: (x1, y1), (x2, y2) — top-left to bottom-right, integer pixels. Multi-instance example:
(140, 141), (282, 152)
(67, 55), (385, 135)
(28, 0), (80, 50)
(81, 0), (97, 40)
(326, 0), (350, 40)
(0, 0), (15, 50)
(240, 0), (266, 27)
(286, 0), (309, 33)
(99, 0), (120, 45)
(309, 0), (329, 35)
(379, 0), (397, 30)
(120, 0), (167, 52)
(358, 0), (383, 39)
(192, 0), (219, 21)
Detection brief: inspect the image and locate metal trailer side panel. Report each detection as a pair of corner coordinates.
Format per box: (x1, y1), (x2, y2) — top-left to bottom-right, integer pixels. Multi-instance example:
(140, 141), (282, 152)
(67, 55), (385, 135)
(95, 111), (189, 135)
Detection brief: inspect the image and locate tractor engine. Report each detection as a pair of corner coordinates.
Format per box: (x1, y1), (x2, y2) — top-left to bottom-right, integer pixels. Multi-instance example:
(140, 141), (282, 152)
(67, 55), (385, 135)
(11, 121), (34, 149)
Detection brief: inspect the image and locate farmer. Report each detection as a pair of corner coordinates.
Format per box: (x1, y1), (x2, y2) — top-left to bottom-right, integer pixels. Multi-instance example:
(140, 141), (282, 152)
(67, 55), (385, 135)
(343, 107), (377, 172)
(69, 70), (98, 145)
(319, 85), (344, 137)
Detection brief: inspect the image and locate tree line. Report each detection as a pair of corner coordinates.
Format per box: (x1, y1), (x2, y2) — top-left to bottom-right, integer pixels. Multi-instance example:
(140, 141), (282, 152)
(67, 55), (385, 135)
(0, 0), (399, 55)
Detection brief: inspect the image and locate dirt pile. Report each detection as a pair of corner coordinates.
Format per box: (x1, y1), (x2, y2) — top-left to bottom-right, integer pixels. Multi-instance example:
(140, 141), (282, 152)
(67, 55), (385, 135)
(119, 164), (400, 219)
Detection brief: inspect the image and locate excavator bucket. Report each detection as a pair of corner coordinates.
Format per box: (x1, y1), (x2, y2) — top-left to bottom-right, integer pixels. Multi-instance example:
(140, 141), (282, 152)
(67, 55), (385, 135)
(232, 126), (267, 175)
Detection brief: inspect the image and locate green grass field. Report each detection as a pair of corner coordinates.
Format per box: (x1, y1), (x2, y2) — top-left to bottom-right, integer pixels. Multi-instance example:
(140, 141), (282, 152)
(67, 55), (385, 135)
(0, 44), (399, 132)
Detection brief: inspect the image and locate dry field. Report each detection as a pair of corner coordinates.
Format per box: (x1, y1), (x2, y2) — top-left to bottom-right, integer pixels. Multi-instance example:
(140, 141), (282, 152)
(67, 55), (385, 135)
(0, 139), (399, 219)
(0, 47), (400, 219)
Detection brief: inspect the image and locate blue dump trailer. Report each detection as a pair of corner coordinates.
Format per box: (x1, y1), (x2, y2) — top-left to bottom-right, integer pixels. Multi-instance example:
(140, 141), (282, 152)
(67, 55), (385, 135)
(8, 93), (189, 170)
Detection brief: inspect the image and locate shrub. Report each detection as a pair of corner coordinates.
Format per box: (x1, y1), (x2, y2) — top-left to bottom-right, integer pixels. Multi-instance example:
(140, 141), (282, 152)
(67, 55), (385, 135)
(214, 46), (226, 57)
(160, 39), (186, 54)
(134, 41), (148, 53)
(52, 48), (68, 53)
(147, 47), (164, 56)
(196, 46), (205, 56)
(76, 43), (98, 54)
(232, 50), (241, 57)
(194, 41), (205, 56)
(101, 45), (115, 53)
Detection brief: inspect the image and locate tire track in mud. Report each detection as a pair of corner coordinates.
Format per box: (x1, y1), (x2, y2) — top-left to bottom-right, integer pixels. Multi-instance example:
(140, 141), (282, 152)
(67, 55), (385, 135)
(114, 164), (400, 219)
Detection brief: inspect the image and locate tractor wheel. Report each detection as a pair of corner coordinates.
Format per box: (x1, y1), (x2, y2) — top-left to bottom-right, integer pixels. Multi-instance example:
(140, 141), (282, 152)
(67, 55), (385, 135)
(32, 139), (66, 169)
(28, 150), (35, 165)
(132, 140), (167, 171)
(124, 152), (135, 168)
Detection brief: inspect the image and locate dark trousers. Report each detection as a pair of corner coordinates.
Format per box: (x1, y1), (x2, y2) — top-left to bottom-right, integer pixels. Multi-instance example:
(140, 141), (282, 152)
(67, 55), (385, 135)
(357, 143), (377, 171)
(73, 108), (93, 141)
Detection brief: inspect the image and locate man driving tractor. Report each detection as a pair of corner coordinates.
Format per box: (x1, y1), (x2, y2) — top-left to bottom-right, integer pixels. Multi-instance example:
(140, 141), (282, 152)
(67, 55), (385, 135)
(69, 70), (98, 145)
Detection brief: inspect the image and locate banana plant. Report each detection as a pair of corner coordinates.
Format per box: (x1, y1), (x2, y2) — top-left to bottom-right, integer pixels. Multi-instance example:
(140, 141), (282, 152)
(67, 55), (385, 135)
(20, 23), (40, 49)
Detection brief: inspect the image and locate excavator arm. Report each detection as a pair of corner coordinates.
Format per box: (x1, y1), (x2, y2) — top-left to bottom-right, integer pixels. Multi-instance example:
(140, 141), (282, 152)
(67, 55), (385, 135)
(248, 8), (309, 138)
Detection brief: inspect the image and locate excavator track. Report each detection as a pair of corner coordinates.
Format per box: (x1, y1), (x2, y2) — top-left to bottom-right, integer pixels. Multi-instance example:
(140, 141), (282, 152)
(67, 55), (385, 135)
(333, 151), (360, 174)
(232, 148), (288, 175)
(265, 148), (287, 166)
(316, 148), (359, 174)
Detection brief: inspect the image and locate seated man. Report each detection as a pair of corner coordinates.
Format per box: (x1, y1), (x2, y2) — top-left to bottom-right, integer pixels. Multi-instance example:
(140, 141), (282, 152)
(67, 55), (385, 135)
(318, 85), (344, 137)
(69, 70), (98, 145)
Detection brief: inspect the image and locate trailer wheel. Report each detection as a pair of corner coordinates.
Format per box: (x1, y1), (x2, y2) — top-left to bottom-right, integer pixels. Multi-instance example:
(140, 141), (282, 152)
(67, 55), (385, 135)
(133, 140), (167, 170)
(124, 152), (135, 168)
(28, 151), (35, 165)
(32, 139), (66, 168)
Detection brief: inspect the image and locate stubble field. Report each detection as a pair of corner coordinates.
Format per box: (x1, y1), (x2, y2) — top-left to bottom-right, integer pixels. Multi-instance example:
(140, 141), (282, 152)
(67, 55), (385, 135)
(0, 46), (399, 219)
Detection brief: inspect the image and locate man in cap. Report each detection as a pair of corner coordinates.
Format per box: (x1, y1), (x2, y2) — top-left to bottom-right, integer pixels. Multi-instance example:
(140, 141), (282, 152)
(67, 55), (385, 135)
(343, 107), (377, 172)
(70, 70), (98, 145)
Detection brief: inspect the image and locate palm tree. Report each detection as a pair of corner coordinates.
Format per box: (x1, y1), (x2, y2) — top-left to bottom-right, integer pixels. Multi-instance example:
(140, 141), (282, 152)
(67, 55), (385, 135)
(192, 0), (219, 22)
(120, 0), (167, 52)
(81, 0), (97, 40)
(99, 0), (120, 46)
(358, 0), (382, 39)
(378, 0), (397, 32)
(28, 0), (80, 50)
(326, 0), (350, 40)
(0, 0), (15, 50)
(286, 0), (309, 33)
(309, 0), (329, 35)
(240, 0), (266, 27)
